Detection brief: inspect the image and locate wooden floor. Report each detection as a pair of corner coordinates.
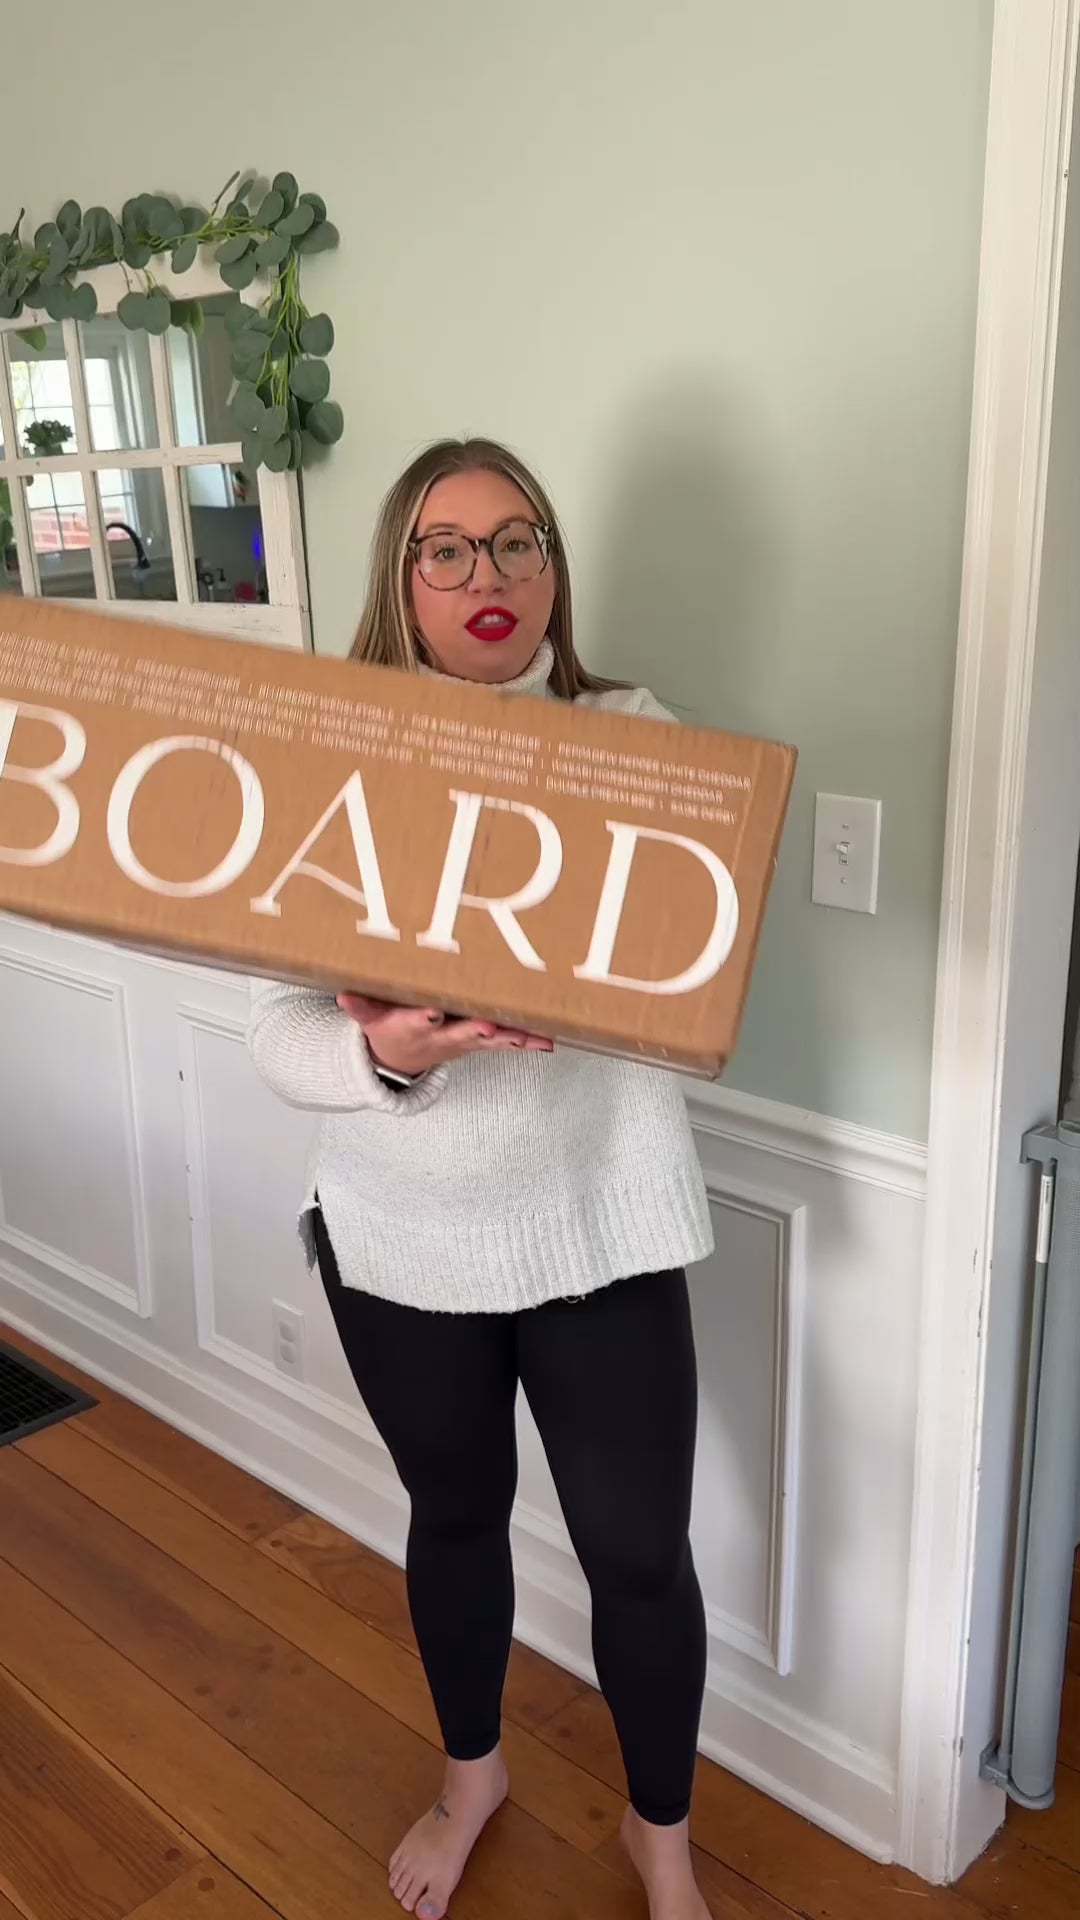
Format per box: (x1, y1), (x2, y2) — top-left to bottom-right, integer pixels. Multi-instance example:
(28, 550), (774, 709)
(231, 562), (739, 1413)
(1, 1325), (1078, 1920)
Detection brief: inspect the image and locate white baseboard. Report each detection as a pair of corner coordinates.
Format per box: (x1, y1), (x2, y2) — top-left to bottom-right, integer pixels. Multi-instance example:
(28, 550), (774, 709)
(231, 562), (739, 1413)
(1, 1250), (897, 1862)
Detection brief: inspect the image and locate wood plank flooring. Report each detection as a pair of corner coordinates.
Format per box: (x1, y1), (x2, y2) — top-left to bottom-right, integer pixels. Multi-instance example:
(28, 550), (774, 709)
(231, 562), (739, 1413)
(0, 1323), (1077, 1920)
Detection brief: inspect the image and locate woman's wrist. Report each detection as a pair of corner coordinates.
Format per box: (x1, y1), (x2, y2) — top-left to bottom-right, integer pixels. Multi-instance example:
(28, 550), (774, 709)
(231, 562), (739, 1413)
(364, 1036), (426, 1087)
(373, 1062), (425, 1090)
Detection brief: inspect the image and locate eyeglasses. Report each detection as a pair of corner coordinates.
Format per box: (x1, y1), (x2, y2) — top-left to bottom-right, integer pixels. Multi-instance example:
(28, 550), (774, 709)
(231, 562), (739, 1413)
(408, 518), (552, 591)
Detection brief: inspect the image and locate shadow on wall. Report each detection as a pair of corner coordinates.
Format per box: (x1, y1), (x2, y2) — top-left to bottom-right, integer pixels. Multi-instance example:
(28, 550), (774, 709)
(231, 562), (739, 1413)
(586, 374), (789, 733)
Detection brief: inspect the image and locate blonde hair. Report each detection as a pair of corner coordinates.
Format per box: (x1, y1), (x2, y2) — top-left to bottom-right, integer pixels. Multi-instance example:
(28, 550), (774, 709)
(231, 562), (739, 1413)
(350, 436), (625, 700)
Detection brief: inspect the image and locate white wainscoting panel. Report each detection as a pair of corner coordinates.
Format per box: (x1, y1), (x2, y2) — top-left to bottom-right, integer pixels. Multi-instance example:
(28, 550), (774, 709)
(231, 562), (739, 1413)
(177, 1004), (323, 1380)
(0, 945), (151, 1315)
(693, 1182), (805, 1676)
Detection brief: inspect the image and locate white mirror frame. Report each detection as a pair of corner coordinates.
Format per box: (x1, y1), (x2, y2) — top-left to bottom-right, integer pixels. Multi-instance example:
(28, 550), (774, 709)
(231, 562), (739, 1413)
(0, 258), (310, 650)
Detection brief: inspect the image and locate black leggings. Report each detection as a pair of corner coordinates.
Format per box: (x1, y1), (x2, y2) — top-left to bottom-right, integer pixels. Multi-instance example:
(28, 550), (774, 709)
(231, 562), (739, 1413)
(314, 1209), (707, 1825)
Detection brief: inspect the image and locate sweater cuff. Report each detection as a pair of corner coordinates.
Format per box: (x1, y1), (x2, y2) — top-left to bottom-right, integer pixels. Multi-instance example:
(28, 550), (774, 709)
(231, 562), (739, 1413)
(338, 1021), (450, 1115)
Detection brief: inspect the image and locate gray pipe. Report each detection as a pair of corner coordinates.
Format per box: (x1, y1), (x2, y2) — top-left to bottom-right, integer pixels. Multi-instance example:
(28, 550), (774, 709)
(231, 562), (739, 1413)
(983, 1122), (1080, 1806)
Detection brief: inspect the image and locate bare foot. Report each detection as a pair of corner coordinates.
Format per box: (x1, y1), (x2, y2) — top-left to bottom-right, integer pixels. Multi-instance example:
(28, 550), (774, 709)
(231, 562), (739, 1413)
(389, 1747), (508, 1917)
(621, 1806), (712, 1920)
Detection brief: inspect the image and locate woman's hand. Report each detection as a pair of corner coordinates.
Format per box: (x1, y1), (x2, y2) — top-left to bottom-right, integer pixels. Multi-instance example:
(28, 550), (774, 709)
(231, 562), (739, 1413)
(336, 994), (554, 1077)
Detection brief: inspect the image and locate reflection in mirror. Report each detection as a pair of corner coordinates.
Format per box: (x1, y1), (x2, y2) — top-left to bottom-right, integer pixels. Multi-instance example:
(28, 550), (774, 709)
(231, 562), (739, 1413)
(77, 318), (160, 451)
(27, 467), (92, 597)
(0, 467), (21, 596)
(182, 466), (267, 604)
(8, 324), (80, 455)
(98, 469), (177, 600)
(7, 324), (81, 595)
(168, 294), (239, 448)
(0, 388), (10, 592)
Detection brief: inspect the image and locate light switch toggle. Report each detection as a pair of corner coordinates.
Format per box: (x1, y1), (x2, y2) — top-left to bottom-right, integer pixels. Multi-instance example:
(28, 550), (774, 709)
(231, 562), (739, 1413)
(813, 795), (881, 913)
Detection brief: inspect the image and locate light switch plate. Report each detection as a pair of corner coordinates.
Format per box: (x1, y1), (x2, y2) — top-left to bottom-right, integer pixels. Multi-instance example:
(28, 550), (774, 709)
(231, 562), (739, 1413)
(812, 794), (881, 913)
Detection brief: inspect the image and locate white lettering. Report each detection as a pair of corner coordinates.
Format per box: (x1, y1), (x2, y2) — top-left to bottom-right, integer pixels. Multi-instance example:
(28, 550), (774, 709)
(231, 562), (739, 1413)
(0, 699), (86, 867)
(249, 770), (399, 940)
(417, 790), (562, 970)
(106, 735), (264, 898)
(574, 822), (739, 994)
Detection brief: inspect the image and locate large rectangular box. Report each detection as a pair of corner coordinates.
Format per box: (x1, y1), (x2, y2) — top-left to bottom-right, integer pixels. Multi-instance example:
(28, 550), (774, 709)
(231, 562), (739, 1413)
(0, 599), (795, 1075)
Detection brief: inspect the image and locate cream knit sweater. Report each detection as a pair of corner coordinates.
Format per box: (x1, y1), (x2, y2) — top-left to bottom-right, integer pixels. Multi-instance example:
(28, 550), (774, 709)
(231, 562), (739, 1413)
(247, 642), (714, 1313)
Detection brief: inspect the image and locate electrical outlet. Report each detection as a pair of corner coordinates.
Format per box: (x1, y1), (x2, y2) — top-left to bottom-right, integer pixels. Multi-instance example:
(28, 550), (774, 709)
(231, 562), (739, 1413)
(273, 1301), (306, 1381)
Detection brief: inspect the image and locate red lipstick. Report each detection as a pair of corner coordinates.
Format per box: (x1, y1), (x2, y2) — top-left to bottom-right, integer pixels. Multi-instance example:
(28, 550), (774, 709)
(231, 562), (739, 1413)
(465, 606), (519, 643)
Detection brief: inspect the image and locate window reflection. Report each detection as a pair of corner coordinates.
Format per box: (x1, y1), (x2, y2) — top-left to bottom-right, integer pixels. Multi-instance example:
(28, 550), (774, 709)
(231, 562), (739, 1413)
(183, 467), (267, 604)
(31, 470), (92, 597)
(77, 318), (160, 451)
(8, 324), (79, 456)
(168, 294), (238, 449)
(0, 466), (20, 595)
(99, 470), (176, 600)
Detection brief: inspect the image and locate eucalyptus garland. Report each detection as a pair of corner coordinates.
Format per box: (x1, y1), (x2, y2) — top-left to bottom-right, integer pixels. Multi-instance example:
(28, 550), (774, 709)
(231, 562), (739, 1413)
(0, 172), (342, 473)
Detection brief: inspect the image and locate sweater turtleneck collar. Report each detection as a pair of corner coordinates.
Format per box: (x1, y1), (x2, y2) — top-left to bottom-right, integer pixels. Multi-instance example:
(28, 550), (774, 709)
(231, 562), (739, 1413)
(421, 637), (555, 700)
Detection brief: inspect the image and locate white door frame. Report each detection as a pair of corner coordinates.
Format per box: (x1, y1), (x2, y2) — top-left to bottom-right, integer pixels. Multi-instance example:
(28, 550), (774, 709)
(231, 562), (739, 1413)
(897, 0), (1080, 1882)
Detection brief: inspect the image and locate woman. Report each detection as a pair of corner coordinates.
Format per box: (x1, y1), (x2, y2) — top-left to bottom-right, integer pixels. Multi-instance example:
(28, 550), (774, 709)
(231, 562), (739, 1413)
(248, 438), (716, 1920)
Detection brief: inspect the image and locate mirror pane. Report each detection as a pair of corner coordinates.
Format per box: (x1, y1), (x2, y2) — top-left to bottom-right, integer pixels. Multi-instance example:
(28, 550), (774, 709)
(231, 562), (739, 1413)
(27, 469), (90, 597)
(0, 427), (17, 590)
(77, 317), (160, 451)
(0, 473), (21, 596)
(8, 324), (80, 455)
(168, 294), (242, 448)
(98, 469), (177, 600)
(182, 466), (266, 603)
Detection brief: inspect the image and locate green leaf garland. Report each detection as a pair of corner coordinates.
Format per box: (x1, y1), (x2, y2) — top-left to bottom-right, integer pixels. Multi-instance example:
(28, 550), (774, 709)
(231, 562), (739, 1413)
(0, 171), (342, 472)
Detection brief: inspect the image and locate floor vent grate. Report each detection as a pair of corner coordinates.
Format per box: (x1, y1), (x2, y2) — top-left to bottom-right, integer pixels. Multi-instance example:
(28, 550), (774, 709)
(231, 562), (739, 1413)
(0, 1340), (96, 1446)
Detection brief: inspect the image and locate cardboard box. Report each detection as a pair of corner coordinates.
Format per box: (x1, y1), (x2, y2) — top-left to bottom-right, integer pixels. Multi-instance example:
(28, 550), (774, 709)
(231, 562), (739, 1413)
(0, 598), (795, 1075)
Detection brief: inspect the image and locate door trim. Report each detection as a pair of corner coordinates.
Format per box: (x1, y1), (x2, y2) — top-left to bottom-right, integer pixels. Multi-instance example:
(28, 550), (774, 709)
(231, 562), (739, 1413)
(897, 0), (1080, 1881)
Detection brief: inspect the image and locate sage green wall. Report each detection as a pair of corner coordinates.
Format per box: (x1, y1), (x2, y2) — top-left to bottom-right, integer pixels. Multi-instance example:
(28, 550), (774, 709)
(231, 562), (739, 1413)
(6, 0), (992, 1139)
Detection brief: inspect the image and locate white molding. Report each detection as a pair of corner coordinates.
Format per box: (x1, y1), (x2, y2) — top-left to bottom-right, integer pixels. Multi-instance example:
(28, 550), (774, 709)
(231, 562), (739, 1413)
(259, 463), (311, 628)
(2, 444), (243, 474)
(176, 1002), (248, 1360)
(700, 1177), (806, 1676)
(51, 599), (310, 649)
(0, 259), (274, 330)
(688, 1082), (927, 1198)
(177, 998), (394, 1442)
(0, 333), (39, 595)
(0, 1252), (897, 1859)
(0, 912), (925, 1200)
(898, 0), (1080, 1883)
(145, 328), (198, 608)
(0, 913), (250, 995)
(0, 947), (152, 1317)
(0, 1252), (409, 1538)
